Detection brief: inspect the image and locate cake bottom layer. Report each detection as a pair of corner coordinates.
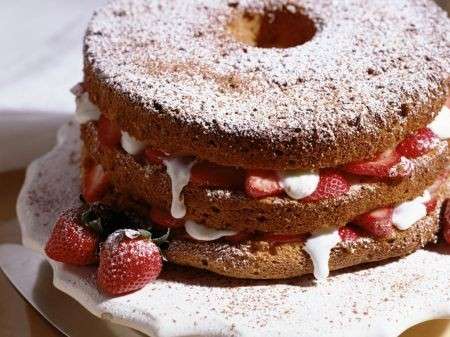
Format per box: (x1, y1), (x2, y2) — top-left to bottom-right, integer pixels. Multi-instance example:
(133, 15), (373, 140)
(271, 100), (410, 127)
(94, 177), (448, 279)
(166, 209), (441, 279)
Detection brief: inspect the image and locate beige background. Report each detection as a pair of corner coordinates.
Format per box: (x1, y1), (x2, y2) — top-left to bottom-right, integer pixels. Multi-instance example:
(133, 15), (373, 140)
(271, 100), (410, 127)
(0, 169), (449, 336)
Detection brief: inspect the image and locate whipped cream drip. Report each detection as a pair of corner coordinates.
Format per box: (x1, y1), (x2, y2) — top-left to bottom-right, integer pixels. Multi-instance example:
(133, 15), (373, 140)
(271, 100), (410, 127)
(163, 157), (196, 219)
(74, 92), (101, 124)
(121, 131), (147, 155)
(278, 170), (320, 199)
(392, 190), (431, 230)
(303, 228), (341, 280)
(428, 105), (450, 140)
(185, 220), (237, 241)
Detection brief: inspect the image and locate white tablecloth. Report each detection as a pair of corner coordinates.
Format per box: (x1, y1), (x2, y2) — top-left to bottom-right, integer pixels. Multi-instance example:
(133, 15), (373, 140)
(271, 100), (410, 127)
(0, 0), (105, 172)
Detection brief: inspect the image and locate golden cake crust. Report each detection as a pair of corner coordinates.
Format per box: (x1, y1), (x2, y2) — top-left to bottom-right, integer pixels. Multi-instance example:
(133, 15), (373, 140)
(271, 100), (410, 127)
(84, 0), (450, 170)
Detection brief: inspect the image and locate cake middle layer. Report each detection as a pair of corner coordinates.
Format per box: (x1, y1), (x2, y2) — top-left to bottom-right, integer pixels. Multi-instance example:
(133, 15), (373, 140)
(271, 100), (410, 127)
(81, 121), (448, 234)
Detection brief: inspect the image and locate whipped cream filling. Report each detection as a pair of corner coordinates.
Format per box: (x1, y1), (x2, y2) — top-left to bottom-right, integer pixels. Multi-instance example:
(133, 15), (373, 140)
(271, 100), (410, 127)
(428, 105), (450, 140)
(392, 190), (431, 230)
(185, 220), (238, 241)
(121, 131), (147, 155)
(163, 157), (196, 219)
(74, 92), (101, 124)
(303, 228), (341, 280)
(278, 170), (320, 199)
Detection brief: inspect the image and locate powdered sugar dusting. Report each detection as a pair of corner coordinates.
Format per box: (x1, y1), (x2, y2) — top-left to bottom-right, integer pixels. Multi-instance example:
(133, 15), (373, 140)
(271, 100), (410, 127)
(18, 121), (450, 337)
(84, 0), (450, 167)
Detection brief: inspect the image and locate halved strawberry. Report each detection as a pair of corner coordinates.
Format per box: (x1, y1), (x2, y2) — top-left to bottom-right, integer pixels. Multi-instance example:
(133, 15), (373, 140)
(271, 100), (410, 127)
(258, 233), (306, 244)
(343, 148), (401, 178)
(98, 115), (121, 148)
(353, 207), (395, 239)
(443, 200), (450, 244)
(245, 170), (283, 198)
(396, 128), (438, 159)
(144, 148), (170, 165)
(190, 161), (245, 188)
(149, 207), (184, 228)
(302, 170), (350, 202)
(82, 164), (110, 203)
(338, 226), (360, 241)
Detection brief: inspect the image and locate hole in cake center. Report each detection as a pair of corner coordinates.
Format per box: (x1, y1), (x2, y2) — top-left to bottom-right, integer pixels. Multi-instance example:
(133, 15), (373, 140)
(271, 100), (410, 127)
(228, 6), (317, 48)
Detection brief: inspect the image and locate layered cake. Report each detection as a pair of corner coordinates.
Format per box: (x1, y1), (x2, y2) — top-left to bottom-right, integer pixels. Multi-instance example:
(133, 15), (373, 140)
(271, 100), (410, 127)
(45, 0), (449, 294)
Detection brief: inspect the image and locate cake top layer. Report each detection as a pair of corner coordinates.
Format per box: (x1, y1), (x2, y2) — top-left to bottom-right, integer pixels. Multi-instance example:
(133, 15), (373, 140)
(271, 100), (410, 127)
(84, 0), (450, 170)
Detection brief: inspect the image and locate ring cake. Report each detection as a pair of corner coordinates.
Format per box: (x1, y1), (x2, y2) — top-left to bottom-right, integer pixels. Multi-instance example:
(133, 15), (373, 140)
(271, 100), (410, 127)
(47, 0), (450, 290)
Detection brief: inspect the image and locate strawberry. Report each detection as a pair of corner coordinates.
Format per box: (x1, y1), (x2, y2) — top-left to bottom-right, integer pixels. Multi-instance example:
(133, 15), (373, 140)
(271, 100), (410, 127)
(82, 164), (110, 203)
(258, 233), (306, 244)
(245, 170), (283, 198)
(149, 207), (184, 228)
(45, 207), (99, 265)
(190, 161), (245, 188)
(343, 148), (402, 178)
(338, 226), (360, 241)
(97, 229), (163, 295)
(425, 198), (437, 214)
(396, 128), (438, 158)
(98, 115), (121, 148)
(353, 207), (395, 239)
(144, 148), (170, 165)
(302, 170), (350, 202)
(443, 200), (450, 244)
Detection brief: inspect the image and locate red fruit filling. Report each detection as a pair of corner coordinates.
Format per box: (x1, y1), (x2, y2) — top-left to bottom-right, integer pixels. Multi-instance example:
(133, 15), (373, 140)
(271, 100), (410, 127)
(302, 170), (349, 202)
(425, 199), (437, 214)
(352, 207), (395, 239)
(82, 164), (110, 203)
(144, 148), (170, 165)
(343, 148), (402, 178)
(338, 226), (360, 241)
(149, 207), (184, 228)
(245, 170), (283, 198)
(396, 128), (438, 159)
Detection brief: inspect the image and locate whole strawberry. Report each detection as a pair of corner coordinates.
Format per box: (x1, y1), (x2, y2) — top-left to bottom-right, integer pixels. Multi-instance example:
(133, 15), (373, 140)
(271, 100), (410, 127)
(45, 207), (99, 265)
(97, 229), (163, 295)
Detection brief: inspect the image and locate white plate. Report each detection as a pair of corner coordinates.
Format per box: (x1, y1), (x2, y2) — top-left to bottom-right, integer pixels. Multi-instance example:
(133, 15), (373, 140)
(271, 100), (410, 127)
(17, 121), (450, 337)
